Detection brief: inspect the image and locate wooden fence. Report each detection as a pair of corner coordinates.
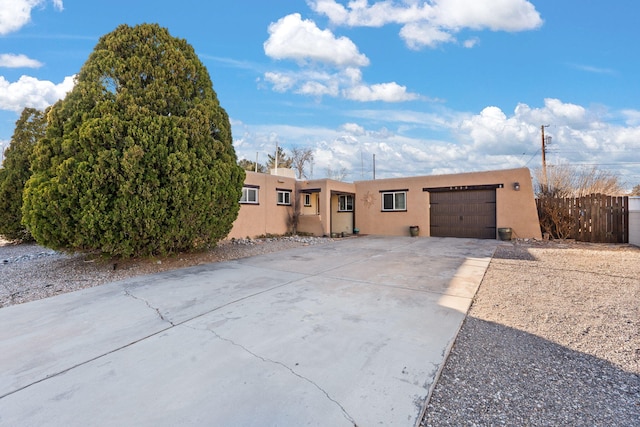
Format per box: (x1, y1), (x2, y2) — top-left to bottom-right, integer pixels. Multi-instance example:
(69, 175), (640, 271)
(536, 194), (629, 243)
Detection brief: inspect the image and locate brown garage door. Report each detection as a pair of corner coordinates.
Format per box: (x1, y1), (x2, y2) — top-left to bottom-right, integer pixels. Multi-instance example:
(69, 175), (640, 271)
(429, 189), (496, 239)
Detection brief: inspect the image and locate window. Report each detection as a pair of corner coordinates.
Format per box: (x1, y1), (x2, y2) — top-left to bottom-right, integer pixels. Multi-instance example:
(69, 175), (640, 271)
(382, 191), (406, 211)
(277, 190), (291, 205)
(240, 187), (258, 204)
(304, 194), (311, 206)
(338, 195), (353, 212)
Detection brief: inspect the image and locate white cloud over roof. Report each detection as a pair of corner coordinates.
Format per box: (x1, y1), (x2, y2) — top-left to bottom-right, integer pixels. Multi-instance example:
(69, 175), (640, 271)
(232, 98), (640, 186)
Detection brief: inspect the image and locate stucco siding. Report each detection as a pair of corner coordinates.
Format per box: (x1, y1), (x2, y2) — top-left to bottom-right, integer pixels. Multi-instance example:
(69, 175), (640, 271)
(354, 168), (541, 239)
(297, 179), (356, 236)
(227, 172), (295, 239)
(331, 193), (354, 235)
(629, 197), (640, 247)
(228, 167), (541, 240)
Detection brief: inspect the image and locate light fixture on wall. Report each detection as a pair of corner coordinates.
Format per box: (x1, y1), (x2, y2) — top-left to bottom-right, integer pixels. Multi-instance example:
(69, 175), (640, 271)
(513, 182), (520, 191)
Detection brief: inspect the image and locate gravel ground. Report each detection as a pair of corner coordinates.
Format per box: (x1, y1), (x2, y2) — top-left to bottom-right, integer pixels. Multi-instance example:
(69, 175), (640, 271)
(422, 240), (640, 427)
(0, 235), (332, 308)
(1, 237), (639, 425)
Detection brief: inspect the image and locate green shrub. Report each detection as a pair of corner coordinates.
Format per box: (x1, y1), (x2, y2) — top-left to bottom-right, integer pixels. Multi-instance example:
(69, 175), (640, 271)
(22, 24), (245, 257)
(0, 108), (47, 241)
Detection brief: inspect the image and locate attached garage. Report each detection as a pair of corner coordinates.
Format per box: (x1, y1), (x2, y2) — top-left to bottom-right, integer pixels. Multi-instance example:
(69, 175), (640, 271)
(426, 185), (502, 239)
(231, 168), (542, 240)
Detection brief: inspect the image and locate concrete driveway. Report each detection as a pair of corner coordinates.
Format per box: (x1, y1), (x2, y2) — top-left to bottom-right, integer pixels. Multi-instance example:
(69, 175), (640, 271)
(0, 236), (497, 426)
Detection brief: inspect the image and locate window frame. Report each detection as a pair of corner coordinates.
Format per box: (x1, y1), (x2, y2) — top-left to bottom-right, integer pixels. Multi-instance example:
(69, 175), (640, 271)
(304, 193), (312, 207)
(337, 194), (354, 212)
(240, 186), (259, 204)
(381, 190), (407, 212)
(277, 189), (292, 206)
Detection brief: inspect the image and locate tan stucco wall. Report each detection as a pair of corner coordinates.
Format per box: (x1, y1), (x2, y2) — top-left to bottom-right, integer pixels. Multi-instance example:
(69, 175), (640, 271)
(296, 179), (356, 236)
(227, 172), (296, 239)
(354, 168), (541, 239)
(331, 194), (354, 235)
(228, 168), (541, 240)
(630, 197), (640, 247)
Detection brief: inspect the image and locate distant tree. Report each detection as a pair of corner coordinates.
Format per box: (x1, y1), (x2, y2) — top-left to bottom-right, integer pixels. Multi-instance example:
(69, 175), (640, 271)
(290, 146), (314, 179)
(630, 184), (640, 196)
(0, 108), (47, 241)
(266, 146), (292, 169)
(534, 165), (624, 198)
(22, 23), (245, 257)
(325, 166), (348, 181)
(238, 158), (267, 173)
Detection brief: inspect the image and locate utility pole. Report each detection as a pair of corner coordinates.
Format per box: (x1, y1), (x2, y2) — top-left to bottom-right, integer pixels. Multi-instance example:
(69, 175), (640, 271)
(541, 125), (549, 194)
(274, 140), (278, 174)
(372, 153), (376, 180)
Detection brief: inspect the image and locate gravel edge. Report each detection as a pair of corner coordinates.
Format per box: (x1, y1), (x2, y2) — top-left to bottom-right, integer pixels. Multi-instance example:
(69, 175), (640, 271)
(0, 235), (332, 308)
(421, 240), (640, 427)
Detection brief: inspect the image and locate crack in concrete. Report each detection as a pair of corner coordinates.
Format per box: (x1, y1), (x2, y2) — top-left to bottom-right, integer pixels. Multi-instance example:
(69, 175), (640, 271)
(123, 289), (175, 327)
(191, 324), (358, 427)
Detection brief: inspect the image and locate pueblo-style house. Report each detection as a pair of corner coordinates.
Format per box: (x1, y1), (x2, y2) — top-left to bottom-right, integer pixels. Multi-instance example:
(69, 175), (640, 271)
(227, 167), (542, 240)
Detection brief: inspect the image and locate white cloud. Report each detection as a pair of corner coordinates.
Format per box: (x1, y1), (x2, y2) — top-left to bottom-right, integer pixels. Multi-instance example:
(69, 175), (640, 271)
(456, 99), (640, 185)
(231, 98), (640, 186)
(510, 98), (588, 128)
(463, 37), (479, 48)
(261, 2), (540, 102)
(0, 53), (43, 68)
(348, 108), (462, 128)
(343, 82), (420, 102)
(0, 0), (64, 35)
(0, 74), (75, 112)
(310, 0), (543, 49)
(340, 122), (366, 135)
(298, 79), (340, 97)
(568, 63), (616, 75)
(310, 0), (433, 27)
(399, 22), (454, 49)
(263, 12), (419, 102)
(262, 66), (419, 102)
(263, 72), (296, 92)
(431, 0), (542, 31)
(621, 109), (640, 126)
(264, 13), (369, 67)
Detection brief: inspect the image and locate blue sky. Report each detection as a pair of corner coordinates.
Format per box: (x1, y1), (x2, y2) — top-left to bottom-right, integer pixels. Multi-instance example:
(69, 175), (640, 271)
(1, 0), (639, 188)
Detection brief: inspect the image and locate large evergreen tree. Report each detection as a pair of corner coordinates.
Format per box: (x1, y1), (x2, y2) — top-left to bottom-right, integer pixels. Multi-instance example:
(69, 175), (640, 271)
(22, 23), (244, 257)
(0, 108), (47, 241)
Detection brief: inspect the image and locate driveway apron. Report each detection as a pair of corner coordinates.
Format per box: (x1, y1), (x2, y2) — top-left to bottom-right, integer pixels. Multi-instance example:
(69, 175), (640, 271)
(0, 236), (497, 426)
